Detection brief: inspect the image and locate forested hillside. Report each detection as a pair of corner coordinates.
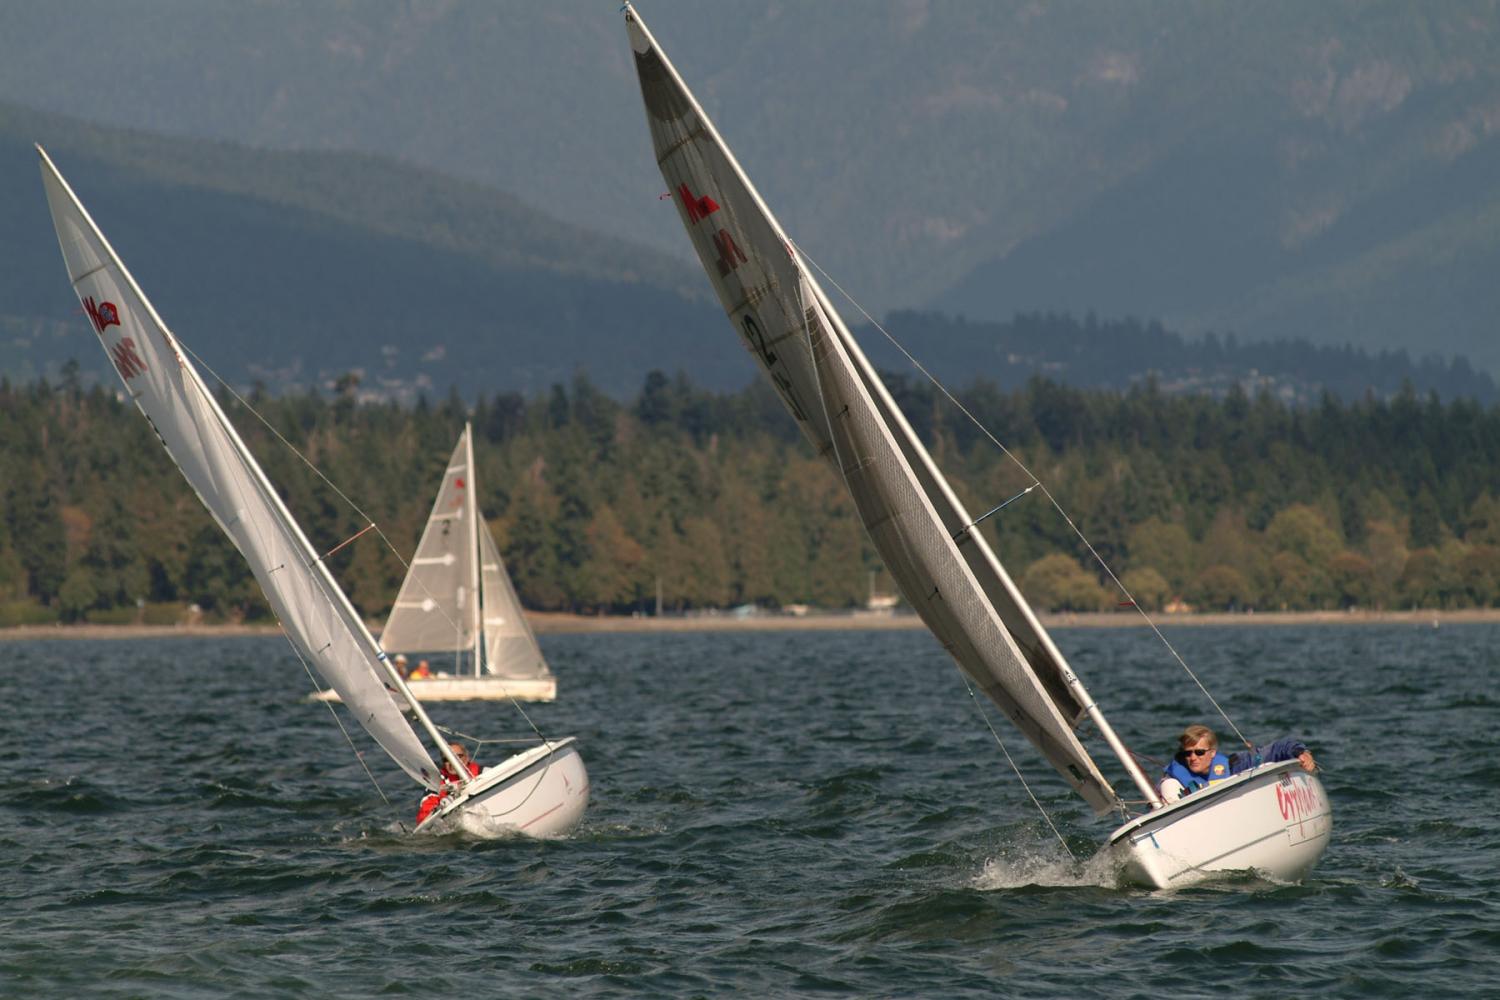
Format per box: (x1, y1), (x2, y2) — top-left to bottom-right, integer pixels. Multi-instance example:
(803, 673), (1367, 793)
(4, 370), (1497, 627)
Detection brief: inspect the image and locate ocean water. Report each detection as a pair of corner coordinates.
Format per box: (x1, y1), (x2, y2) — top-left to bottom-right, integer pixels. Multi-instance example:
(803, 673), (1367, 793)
(2, 623), (1496, 998)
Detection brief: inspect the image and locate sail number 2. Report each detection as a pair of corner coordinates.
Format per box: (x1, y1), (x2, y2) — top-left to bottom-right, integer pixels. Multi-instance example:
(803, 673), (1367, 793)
(740, 312), (809, 422)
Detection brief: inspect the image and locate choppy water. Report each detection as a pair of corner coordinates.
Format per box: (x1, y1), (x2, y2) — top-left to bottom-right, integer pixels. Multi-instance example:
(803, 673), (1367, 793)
(3, 624), (1497, 997)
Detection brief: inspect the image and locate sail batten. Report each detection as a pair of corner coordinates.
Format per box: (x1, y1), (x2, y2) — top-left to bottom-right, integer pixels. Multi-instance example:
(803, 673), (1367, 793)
(37, 147), (441, 791)
(624, 6), (1125, 813)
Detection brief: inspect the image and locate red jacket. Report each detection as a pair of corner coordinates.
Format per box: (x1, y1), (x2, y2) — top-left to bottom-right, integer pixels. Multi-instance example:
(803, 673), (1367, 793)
(416, 760), (481, 825)
(439, 760), (481, 783)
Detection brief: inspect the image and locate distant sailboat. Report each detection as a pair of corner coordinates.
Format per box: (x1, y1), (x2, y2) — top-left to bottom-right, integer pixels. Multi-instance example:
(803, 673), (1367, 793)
(622, 4), (1330, 887)
(38, 145), (588, 838)
(315, 423), (556, 703)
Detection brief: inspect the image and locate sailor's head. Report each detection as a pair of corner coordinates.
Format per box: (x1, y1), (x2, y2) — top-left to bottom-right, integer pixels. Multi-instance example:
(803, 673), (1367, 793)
(394, 654), (408, 665)
(1178, 724), (1218, 775)
(448, 742), (470, 763)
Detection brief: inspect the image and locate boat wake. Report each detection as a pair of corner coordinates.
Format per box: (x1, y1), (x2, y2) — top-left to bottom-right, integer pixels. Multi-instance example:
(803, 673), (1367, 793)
(971, 844), (1121, 890)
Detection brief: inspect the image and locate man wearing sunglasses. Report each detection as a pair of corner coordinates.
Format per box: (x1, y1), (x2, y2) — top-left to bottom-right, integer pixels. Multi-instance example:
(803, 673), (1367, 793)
(1158, 724), (1316, 803)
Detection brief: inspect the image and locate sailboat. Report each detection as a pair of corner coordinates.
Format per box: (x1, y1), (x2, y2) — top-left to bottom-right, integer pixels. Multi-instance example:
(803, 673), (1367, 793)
(622, 5), (1330, 888)
(38, 146), (588, 839)
(313, 423), (556, 704)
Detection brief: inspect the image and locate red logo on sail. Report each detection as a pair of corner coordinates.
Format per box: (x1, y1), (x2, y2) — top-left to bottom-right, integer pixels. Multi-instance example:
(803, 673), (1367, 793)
(109, 337), (148, 380)
(678, 183), (720, 223)
(712, 229), (747, 276)
(83, 296), (121, 335)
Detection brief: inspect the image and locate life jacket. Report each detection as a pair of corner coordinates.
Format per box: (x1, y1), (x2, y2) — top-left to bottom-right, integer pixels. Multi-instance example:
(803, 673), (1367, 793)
(1162, 752), (1231, 795)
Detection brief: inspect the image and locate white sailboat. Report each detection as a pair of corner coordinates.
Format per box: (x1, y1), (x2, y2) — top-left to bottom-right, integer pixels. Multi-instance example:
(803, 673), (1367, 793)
(38, 146), (588, 839)
(314, 423), (556, 703)
(622, 5), (1330, 888)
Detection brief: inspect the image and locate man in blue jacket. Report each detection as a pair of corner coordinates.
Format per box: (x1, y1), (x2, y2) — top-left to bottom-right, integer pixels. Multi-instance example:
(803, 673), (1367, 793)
(1158, 724), (1317, 803)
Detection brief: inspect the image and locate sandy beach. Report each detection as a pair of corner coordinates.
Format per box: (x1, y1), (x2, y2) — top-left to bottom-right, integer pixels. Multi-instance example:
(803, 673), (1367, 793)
(1, 607), (1493, 642)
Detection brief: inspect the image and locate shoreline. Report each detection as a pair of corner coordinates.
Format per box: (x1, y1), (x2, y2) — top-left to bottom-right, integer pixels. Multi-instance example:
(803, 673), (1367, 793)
(0, 607), (1490, 642)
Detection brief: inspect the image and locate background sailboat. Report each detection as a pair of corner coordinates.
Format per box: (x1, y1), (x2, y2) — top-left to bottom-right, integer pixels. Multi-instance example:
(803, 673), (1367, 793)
(622, 4), (1330, 887)
(39, 145), (588, 839)
(314, 423), (556, 703)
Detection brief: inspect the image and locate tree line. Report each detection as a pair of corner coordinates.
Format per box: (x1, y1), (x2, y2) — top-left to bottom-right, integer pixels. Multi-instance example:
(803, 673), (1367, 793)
(3, 368), (1499, 626)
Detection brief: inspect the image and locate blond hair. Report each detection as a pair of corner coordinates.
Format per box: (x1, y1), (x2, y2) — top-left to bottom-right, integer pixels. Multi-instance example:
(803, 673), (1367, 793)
(1179, 724), (1217, 750)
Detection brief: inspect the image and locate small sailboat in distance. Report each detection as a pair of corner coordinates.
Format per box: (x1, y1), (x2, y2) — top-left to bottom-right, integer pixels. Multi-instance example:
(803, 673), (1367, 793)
(314, 423), (556, 703)
(38, 145), (588, 838)
(622, 3), (1330, 888)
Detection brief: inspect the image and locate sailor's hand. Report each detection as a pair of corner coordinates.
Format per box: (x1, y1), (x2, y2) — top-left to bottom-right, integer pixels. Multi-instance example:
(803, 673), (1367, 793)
(1297, 751), (1317, 773)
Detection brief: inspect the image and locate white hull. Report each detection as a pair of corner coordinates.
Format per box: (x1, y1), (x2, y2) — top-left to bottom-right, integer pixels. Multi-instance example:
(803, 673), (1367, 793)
(312, 675), (557, 704)
(1105, 760), (1332, 889)
(415, 738), (588, 839)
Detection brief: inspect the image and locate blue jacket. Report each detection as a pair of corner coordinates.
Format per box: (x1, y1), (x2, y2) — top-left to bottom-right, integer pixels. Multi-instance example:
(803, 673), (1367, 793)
(1226, 737), (1308, 775)
(1162, 751), (1232, 793)
(1162, 738), (1308, 797)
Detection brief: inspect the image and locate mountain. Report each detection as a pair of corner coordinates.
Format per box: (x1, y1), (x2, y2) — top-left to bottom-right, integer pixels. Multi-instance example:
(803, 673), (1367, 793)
(2, 2), (1498, 373)
(3, 103), (1488, 405)
(0, 101), (733, 398)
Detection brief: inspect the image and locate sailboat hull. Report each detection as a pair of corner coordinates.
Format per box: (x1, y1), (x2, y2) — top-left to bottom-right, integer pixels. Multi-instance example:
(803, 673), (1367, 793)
(1104, 760), (1331, 889)
(417, 738), (588, 839)
(311, 675), (557, 704)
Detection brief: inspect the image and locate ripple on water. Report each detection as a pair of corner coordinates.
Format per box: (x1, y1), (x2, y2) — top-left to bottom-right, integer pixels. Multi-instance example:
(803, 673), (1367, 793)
(5, 628), (1499, 997)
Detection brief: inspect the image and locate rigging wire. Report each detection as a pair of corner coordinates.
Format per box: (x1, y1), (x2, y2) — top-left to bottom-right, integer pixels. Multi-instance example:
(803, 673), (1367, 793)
(960, 675), (1078, 861)
(287, 629), (397, 810)
(790, 242), (1251, 751)
(175, 339), (548, 745)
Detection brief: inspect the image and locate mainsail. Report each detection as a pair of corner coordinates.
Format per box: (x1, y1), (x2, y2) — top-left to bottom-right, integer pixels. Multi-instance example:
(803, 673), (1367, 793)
(383, 425), (551, 682)
(38, 146), (443, 791)
(381, 434), (479, 657)
(625, 6), (1145, 814)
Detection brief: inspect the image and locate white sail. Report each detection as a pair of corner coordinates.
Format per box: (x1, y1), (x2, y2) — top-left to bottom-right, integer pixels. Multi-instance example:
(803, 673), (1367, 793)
(38, 147), (443, 791)
(479, 519), (551, 680)
(624, 7), (1124, 813)
(381, 427), (551, 682)
(798, 279), (1114, 810)
(381, 435), (477, 657)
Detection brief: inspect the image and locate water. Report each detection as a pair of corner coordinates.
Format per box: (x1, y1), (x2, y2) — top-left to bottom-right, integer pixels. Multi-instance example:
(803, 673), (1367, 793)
(3, 624), (1496, 997)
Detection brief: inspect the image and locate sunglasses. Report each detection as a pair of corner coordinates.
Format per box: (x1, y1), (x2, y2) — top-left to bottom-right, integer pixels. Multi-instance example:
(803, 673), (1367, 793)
(1183, 748), (1216, 757)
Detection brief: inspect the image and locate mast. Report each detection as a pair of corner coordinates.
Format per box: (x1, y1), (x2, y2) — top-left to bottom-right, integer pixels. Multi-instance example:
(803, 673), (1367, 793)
(805, 276), (1163, 808)
(176, 318), (472, 786)
(464, 422), (484, 679)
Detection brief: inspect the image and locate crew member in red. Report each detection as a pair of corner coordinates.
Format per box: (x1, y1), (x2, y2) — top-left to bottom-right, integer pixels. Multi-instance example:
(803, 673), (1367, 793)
(440, 742), (481, 782)
(415, 743), (482, 826)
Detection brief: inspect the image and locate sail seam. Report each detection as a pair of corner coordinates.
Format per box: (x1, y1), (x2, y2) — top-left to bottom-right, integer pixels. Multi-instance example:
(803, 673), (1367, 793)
(656, 125), (710, 166)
